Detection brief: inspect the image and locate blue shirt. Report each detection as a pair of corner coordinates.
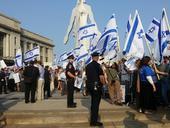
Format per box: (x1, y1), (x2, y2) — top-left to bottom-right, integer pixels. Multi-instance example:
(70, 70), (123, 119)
(139, 65), (157, 83)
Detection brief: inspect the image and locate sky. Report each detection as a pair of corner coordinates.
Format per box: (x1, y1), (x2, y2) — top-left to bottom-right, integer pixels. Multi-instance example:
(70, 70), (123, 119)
(0, 0), (169, 59)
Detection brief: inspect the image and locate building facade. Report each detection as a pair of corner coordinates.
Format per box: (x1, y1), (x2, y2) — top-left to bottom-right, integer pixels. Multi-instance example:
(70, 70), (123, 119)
(0, 12), (54, 66)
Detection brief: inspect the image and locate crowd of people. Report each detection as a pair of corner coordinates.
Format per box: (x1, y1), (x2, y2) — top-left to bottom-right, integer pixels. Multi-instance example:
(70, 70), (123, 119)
(0, 54), (170, 126)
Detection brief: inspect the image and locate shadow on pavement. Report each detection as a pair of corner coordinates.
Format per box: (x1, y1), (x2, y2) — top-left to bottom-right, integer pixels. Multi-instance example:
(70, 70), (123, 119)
(123, 111), (148, 128)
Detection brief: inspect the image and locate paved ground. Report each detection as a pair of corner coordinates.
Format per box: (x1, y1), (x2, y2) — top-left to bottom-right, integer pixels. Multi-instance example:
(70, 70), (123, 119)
(0, 90), (128, 112)
(1, 91), (170, 128)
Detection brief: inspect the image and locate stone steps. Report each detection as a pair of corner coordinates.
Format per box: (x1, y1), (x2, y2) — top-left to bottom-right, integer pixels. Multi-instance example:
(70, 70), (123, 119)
(5, 120), (170, 128)
(3, 107), (170, 127)
(1, 92), (170, 128)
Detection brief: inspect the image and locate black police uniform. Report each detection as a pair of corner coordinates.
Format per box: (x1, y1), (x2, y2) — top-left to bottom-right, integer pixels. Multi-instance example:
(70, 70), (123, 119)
(85, 60), (104, 124)
(23, 65), (39, 103)
(66, 61), (76, 107)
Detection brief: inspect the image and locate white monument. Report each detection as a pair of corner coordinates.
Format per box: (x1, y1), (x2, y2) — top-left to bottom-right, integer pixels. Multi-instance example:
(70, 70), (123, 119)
(64, 0), (100, 49)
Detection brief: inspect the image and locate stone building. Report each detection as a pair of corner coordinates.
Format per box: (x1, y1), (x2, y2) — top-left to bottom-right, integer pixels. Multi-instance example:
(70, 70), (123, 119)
(0, 12), (54, 66)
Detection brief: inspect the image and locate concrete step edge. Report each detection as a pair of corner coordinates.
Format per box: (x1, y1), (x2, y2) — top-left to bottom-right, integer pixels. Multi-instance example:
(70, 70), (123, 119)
(4, 120), (170, 128)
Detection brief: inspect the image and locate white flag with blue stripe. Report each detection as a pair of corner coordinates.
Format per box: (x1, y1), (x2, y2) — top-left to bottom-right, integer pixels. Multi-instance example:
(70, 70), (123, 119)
(126, 14), (133, 37)
(160, 8), (170, 57)
(146, 18), (161, 62)
(123, 10), (145, 59)
(96, 14), (119, 58)
(72, 44), (87, 58)
(58, 52), (68, 63)
(146, 18), (160, 43)
(24, 46), (40, 62)
(15, 48), (23, 68)
(76, 44), (89, 62)
(78, 24), (100, 51)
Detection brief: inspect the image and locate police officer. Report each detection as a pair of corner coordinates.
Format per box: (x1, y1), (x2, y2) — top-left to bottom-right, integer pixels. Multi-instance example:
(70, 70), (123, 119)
(85, 52), (105, 126)
(65, 55), (77, 108)
(23, 61), (39, 103)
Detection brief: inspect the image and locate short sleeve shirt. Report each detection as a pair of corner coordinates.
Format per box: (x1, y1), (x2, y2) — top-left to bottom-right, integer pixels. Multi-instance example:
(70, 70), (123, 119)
(139, 65), (157, 83)
(66, 62), (75, 80)
(85, 61), (104, 85)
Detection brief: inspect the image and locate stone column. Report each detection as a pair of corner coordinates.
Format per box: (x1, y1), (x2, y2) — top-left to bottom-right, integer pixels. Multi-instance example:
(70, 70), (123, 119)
(37, 45), (40, 61)
(3, 34), (6, 57)
(42, 47), (46, 63)
(49, 48), (53, 64)
(6, 34), (9, 57)
(23, 41), (27, 54)
(9, 34), (14, 57)
(3, 34), (10, 57)
(30, 43), (33, 49)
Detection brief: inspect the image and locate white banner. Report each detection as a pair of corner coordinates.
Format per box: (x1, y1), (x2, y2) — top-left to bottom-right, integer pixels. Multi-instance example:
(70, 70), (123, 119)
(0, 60), (7, 69)
(74, 77), (83, 89)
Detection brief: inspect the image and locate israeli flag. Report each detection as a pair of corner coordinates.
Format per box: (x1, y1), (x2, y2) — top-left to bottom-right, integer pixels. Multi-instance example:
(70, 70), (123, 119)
(146, 18), (160, 43)
(76, 44), (88, 62)
(96, 14), (119, 57)
(160, 8), (170, 57)
(24, 46), (40, 62)
(58, 52), (68, 63)
(123, 10), (145, 59)
(126, 14), (133, 36)
(146, 18), (161, 62)
(78, 24), (99, 51)
(72, 44), (84, 58)
(15, 48), (23, 68)
(85, 55), (92, 65)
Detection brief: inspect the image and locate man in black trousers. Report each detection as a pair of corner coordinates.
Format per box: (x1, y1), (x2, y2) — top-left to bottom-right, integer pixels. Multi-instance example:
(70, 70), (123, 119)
(85, 52), (106, 126)
(65, 54), (77, 108)
(23, 60), (39, 103)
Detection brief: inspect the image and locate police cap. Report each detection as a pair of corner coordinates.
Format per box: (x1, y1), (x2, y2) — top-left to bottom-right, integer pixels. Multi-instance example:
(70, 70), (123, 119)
(91, 51), (100, 57)
(67, 54), (74, 59)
